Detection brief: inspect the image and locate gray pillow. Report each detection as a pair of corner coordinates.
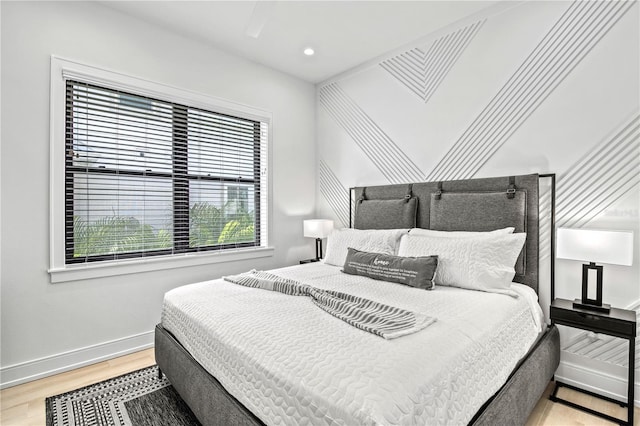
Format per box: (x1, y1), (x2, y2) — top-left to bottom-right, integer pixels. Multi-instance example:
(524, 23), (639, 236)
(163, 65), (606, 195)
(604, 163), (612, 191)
(342, 248), (438, 290)
(354, 197), (418, 229)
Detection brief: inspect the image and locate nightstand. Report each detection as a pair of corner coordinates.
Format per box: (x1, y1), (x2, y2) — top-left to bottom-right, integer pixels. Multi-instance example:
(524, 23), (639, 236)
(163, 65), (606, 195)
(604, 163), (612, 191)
(299, 258), (319, 265)
(550, 298), (636, 425)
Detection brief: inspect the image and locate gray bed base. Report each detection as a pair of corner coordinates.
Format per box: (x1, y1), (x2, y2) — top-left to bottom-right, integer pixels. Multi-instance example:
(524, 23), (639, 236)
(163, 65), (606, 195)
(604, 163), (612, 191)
(155, 324), (263, 426)
(155, 173), (560, 425)
(155, 323), (559, 426)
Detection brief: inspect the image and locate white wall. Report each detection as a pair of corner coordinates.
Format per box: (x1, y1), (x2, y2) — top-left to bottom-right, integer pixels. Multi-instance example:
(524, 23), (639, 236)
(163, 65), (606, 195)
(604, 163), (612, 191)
(0, 1), (316, 387)
(316, 0), (639, 402)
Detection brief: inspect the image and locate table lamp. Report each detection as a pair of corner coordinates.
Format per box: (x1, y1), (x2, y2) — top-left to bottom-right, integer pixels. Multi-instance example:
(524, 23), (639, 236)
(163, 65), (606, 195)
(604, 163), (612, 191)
(557, 228), (634, 313)
(303, 219), (334, 260)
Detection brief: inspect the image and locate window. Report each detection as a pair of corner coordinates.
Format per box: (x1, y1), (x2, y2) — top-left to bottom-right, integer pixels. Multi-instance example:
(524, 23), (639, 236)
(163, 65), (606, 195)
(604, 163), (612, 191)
(49, 58), (271, 281)
(65, 80), (268, 264)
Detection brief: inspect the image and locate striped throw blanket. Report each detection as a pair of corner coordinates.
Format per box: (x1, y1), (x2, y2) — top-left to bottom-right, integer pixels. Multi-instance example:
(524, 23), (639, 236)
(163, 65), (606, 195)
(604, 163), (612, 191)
(224, 270), (436, 339)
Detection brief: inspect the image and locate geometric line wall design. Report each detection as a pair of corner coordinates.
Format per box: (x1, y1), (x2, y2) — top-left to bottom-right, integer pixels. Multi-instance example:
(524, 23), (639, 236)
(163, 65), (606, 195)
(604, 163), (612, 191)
(539, 112), (640, 258)
(556, 112), (640, 228)
(380, 19), (485, 103)
(427, 0), (636, 182)
(319, 83), (424, 184)
(318, 159), (350, 227)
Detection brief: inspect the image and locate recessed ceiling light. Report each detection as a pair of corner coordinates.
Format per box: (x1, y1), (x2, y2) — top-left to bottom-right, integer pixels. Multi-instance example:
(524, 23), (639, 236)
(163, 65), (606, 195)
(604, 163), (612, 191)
(303, 47), (315, 56)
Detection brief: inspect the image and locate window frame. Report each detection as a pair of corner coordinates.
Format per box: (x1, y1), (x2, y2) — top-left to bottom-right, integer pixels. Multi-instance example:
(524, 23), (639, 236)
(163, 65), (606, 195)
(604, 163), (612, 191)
(49, 56), (273, 283)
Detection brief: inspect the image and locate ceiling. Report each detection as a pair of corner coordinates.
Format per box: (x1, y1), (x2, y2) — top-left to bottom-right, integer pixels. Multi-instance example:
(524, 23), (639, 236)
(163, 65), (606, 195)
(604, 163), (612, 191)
(101, 1), (499, 84)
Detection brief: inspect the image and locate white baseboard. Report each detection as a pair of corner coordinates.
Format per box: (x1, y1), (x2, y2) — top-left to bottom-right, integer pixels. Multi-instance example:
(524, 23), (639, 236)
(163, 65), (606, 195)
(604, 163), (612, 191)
(0, 330), (154, 389)
(555, 357), (639, 406)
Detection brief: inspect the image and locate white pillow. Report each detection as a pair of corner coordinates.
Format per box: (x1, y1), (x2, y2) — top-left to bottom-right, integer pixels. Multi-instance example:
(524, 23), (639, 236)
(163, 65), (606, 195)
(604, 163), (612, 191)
(409, 227), (514, 237)
(397, 233), (526, 295)
(323, 228), (408, 267)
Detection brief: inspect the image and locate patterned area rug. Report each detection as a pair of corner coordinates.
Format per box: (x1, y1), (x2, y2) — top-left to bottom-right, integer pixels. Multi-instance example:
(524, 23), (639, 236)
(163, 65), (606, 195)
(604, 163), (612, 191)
(46, 365), (200, 426)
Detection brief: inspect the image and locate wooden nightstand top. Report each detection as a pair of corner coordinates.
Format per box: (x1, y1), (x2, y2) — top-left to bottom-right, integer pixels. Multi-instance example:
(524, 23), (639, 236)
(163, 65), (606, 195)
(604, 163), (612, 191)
(551, 298), (636, 338)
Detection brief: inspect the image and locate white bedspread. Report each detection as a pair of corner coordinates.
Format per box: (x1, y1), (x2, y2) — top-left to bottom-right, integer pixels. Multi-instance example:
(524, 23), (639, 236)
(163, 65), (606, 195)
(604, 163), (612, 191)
(162, 262), (544, 425)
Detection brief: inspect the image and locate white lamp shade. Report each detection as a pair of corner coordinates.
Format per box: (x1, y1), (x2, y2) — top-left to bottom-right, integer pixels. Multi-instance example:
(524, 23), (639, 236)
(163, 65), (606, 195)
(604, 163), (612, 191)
(557, 228), (634, 266)
(303, 219), (334, 239)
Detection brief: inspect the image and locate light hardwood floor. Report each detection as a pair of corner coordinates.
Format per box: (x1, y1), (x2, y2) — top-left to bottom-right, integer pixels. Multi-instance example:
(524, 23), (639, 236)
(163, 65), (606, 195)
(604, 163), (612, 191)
(0, 349), (156, 426)
(526, 381), (640, 426)
(1, 348), (638, 425)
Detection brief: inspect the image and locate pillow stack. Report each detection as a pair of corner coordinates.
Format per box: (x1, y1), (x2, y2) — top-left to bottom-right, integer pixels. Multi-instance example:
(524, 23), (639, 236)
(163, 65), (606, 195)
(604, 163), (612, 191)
(398, 229), (525, 295)
(322, 227), (525, 296)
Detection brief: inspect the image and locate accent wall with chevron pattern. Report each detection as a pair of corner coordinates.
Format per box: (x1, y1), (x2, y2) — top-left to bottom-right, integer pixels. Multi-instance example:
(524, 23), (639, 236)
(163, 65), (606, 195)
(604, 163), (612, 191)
(316, 0), (639, 403)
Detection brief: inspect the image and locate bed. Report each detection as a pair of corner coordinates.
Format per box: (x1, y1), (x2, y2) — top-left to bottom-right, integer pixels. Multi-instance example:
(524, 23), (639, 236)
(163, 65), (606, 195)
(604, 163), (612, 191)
(155, 173), (560, 425)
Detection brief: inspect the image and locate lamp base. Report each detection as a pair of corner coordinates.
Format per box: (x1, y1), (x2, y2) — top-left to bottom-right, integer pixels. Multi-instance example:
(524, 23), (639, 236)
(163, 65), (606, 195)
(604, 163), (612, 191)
(572, 299), (611, 314)
(315, 238), (323, 261)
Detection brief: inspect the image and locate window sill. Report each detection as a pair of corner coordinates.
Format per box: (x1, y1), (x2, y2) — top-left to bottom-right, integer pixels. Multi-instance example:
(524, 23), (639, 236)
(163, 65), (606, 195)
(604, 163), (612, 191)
(48, 247), (275, 284)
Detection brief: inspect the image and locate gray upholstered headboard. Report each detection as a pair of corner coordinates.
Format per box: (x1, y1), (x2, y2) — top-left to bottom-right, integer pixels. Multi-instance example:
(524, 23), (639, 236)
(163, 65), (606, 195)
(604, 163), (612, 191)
(351, 174), (543, 293)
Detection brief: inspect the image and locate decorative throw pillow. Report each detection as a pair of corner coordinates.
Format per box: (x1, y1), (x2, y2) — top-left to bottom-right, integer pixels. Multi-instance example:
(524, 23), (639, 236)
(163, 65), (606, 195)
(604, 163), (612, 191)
(342, 248), (438, 290)
(397, 233), (526, 295)
(409, 227), (514, 237)
(323, 228), (408, 267)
